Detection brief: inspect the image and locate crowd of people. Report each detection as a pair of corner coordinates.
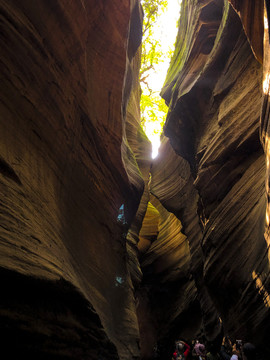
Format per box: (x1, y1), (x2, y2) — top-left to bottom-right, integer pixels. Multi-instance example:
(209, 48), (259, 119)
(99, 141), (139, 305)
(171, 336), (257, 360)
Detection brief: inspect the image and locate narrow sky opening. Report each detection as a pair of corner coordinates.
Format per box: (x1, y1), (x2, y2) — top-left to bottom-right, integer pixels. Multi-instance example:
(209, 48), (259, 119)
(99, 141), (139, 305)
(140, 0), (181, 159)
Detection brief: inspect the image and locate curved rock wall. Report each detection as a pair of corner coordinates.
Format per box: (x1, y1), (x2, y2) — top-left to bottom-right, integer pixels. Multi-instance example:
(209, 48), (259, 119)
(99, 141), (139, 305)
(124, 13), (152, 288)
(151, 0), (270, 354)
(261, 0), (270, 272)
(151, 135), (222, 347)
(228, 0), (264, 63)
(2, 0), (270, 358)
(0, 0), (146, 358)
(136, 193), (200, 359)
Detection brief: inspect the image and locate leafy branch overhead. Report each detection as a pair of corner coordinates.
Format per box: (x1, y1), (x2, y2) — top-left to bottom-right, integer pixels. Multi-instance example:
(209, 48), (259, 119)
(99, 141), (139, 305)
(140, 0), (168, 130)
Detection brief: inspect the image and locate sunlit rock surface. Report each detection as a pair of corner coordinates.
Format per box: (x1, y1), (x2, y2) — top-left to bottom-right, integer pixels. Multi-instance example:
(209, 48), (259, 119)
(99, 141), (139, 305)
(151, 136), (221, 347)
(261, 1), (270, 270)
(155, 0), (270, 354)
(138, 202), (159, 254)
(137, 194), (200, 359)
(228, 0), (264, 63)
(1, 0), (270, 358)
(124, 20), (152, 288)
(0, 0), (145, 358)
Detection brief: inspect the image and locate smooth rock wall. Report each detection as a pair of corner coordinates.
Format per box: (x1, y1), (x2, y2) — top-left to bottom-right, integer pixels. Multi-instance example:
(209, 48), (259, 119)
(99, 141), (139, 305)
(152, 0), (270, 354)
(0, 1), (145, 358)
(124, 11), (152, 288)
(137, 194), (200, 359)
(151, 135), (222, 346)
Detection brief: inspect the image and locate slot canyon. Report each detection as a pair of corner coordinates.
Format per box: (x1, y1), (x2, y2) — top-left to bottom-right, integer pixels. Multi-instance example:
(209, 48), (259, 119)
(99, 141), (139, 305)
(1, 0), (270, 359)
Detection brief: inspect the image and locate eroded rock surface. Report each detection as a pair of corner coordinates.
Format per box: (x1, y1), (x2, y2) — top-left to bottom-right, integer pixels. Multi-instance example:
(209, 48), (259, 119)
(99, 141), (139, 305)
(152, 0), (270, 354)
(1, 0), (270, 359)
(0, 0), (145, 358)
(136, 194), (200, 359)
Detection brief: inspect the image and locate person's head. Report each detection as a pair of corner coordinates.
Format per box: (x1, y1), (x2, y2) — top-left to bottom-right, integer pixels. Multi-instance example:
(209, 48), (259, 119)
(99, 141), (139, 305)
(242, 343), (256, 360)
(176, 341), (185, 353)
(232, 343), (241, 357)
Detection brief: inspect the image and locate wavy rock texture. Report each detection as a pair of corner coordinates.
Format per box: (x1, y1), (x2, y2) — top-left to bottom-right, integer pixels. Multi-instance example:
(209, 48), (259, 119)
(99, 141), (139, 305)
(124, 18), (152, 288)
(2, 0), (270, 358)
(0, 0), (146, 359)
(153, 0), (270, 355)
(137, 194), (200, 359)
(151, 135), (222, 348)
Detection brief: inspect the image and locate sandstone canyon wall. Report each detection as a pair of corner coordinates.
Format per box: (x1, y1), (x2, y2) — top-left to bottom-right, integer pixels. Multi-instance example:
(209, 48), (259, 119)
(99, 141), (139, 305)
(1, 0), (270, 359)
(151, 0), (270, 355)
(0, 0), (145, 359)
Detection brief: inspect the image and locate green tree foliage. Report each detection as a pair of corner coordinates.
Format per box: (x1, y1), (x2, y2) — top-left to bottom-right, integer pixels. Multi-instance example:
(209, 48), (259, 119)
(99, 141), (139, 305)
(140, 93), (167, 134)
(140, 0), (169, 131)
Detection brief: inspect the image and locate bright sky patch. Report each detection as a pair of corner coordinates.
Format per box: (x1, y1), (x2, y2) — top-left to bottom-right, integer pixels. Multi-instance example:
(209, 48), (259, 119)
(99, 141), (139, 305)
(140, 0), (181, 158)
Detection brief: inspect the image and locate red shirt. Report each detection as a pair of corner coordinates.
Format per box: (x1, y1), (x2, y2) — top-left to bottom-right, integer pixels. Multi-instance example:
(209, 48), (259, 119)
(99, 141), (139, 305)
(173, 343), (191, 359)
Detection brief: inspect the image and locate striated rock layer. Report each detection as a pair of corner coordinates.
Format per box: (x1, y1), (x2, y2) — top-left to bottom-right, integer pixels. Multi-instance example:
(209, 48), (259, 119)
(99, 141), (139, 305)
(0, 0), (146, 359)
(2, 0), (270, 358)
(136, 193), (200, 359)
(151, 136), (221, 350)
(151, 0), (270, 355)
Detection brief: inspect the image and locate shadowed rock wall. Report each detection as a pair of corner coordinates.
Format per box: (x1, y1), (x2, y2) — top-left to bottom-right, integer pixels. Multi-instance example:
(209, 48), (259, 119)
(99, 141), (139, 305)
(0, 0), (146, 358)
(137, 193), (200, 359)
(150, 0), (270, 355)
(1, 0), (270, 358)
